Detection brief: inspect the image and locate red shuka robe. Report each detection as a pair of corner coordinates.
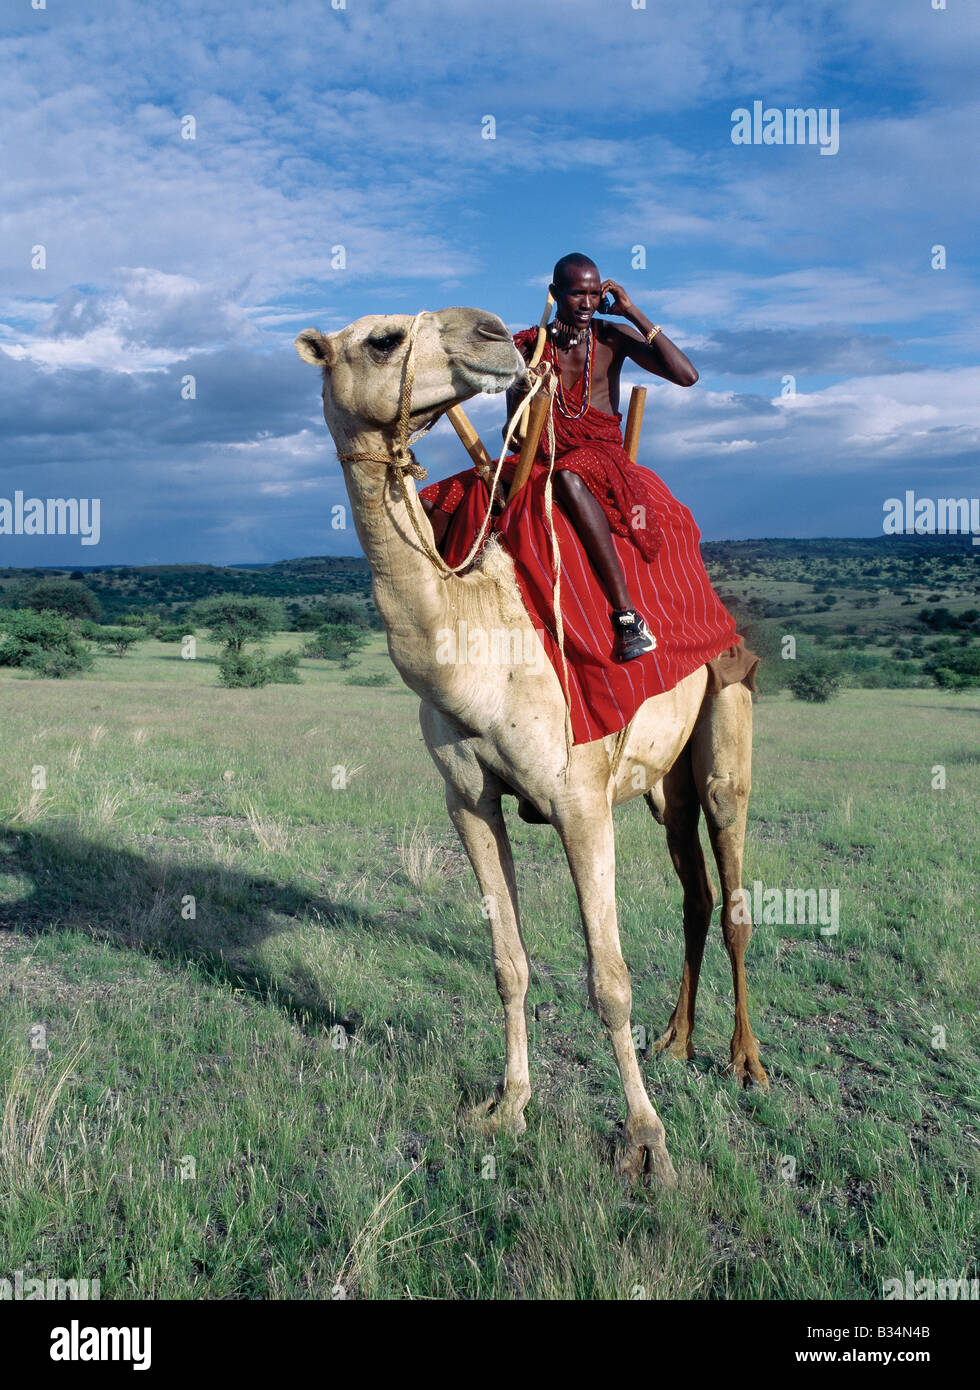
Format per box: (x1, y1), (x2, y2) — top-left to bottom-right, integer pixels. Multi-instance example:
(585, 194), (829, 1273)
(419, 326), (747, 743)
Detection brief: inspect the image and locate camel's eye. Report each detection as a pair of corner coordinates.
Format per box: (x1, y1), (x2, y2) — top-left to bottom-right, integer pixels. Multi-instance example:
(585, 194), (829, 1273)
(367, 331), (404, 355)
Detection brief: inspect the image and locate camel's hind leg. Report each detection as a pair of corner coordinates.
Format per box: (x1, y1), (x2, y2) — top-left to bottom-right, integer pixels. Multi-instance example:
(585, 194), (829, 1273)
(690, 682), (768, 1088)
(445, 787), (532, 1134)
(649, 746), (716, 1062)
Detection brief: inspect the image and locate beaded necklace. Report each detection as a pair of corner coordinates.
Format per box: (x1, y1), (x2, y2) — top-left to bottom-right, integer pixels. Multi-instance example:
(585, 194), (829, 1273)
(550, 327), (592, 421)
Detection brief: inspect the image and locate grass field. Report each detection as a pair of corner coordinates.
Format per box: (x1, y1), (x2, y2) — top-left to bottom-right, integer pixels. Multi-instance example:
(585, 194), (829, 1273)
(1, 635), (978, 1299)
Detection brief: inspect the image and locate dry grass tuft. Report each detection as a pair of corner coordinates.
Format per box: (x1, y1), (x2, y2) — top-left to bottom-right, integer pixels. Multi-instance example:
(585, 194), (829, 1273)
(397, 820), (447, 894)
(91, 788), (125, 826)
(9, 787), (52, 826)
(0, 1042), (89, 1194)
(243, 798), (290, 853)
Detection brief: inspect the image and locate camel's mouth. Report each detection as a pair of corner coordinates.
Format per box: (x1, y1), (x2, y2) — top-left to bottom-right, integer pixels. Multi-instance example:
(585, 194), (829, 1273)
(455, 360), (519, 390)
(408, 362), (516, 423)
(408, 396), (458, 422)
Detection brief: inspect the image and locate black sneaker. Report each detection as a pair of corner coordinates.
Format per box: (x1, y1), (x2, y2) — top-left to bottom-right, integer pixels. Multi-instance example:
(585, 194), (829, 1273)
(611, 608), (658, 662)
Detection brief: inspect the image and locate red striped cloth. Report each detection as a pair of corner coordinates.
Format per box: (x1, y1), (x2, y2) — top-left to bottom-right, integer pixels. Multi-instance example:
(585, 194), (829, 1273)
(420, 329), (742, 743)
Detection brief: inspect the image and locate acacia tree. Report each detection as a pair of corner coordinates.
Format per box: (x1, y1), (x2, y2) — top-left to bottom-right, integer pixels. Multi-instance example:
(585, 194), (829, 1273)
(190, 596), (284, 652)
(96, 626), (147, 658)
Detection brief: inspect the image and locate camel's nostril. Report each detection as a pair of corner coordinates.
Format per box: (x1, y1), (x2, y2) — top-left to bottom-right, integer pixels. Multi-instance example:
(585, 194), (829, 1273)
(474, 318), (509, 342)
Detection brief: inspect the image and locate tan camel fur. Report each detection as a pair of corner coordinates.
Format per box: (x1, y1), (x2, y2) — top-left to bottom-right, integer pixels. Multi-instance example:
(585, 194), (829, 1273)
(295, 307), (767, 1185)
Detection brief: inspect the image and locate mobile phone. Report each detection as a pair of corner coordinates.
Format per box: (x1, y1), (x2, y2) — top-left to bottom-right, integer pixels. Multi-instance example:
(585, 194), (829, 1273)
(598, 293), (615, 315)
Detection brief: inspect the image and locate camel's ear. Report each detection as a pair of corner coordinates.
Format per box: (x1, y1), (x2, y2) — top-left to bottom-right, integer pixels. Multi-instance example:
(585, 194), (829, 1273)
(294, 329), (336, 368)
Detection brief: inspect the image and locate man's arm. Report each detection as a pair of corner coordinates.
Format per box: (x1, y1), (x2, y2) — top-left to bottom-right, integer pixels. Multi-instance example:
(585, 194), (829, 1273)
(600, 279), (698, 387)
(502, 337), (540, 442)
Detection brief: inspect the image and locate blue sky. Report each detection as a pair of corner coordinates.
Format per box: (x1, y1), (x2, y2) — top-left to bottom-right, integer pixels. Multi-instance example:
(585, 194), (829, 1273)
(1, 0), (977, 564)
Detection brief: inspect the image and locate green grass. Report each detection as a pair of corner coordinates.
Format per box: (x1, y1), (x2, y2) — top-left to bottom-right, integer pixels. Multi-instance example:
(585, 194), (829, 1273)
(1, 637), (978, 1299)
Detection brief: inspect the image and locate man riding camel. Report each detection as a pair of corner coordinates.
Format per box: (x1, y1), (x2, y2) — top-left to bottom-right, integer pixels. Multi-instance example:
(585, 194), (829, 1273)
(420, 253), (733, 674)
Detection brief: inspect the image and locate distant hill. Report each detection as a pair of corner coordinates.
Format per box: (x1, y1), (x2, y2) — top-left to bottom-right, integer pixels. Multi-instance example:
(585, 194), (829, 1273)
(1, 537), (976, 641)
(700, 534), (979, 587)
(0, 556), (374, 621)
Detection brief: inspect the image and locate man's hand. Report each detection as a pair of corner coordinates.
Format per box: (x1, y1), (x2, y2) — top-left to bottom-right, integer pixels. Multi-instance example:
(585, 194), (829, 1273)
(600, 279), (634, 316)
(503, 361), (553, 445)
(598, 284), (699, 387)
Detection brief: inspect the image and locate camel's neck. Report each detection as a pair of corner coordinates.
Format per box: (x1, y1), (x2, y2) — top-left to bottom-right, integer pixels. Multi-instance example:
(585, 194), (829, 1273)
(339, 439), (458, 690)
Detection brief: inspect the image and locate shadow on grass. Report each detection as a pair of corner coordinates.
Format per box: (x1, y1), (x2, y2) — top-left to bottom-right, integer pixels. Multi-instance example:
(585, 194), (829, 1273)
(0, 821), (486, 1034)
(949, 746), (980, 763)
(893, 703), (980, 716)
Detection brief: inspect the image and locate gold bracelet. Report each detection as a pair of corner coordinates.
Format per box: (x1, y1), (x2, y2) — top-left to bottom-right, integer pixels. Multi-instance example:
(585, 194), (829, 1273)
(645, 325), (662, 343)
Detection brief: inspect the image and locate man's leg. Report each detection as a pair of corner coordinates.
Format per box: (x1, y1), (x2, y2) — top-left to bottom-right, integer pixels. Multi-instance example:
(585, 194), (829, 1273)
(553, 470), (656, 661)
(553, 470), (631, 608)
(420, 496), (451, 548)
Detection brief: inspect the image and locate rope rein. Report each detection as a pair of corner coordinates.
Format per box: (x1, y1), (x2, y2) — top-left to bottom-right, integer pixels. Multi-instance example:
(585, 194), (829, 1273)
(336, 306), (574, 772)
(540, 398), (575, 774)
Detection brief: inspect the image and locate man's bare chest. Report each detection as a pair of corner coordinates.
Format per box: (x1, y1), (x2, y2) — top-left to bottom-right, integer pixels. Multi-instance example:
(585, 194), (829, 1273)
(553, 337), (620, 414)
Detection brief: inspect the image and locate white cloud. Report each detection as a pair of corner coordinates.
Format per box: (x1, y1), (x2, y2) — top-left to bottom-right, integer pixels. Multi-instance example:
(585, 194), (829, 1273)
(0, 0), (975, 560)
(773, 367), (980, 460)
(1, 269), (261, 372)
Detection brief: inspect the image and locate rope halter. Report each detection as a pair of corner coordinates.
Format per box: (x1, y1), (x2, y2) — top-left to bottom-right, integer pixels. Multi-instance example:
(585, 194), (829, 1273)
(335, 310), (434, 480)
(333, 309), (549, 581)
(333, 299), (574, 775)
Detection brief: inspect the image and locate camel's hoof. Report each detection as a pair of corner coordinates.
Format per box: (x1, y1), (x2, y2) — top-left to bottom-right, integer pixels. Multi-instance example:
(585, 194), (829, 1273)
(727, 1053), (770, 1089)
(615, 1125), (678, 1189)
(651, 1026), (694, 1062)
(462, 1092), (528, 1137)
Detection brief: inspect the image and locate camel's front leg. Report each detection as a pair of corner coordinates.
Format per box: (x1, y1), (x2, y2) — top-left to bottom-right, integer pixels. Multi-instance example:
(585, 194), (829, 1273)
(445, 787), (532, 1135)
(556, 806), (678, 1188)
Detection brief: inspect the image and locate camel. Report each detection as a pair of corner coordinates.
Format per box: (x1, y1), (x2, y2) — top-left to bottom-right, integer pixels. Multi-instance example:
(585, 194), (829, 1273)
(295, 307), (767, 1186)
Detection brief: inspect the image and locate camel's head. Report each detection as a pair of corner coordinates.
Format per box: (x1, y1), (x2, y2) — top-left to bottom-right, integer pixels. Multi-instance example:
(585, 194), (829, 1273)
(294, 307), (524, 447)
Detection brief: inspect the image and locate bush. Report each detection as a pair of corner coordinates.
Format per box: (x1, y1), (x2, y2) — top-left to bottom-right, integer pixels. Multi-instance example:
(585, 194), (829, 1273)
(837, 651), (880, 677)
(344, 671), (393, 687)
(303, 623), (368, 666)
(125, 612), (162, 634)
(0, 609), (93, 678)
(845, 659), (920, 690)
(929, 646), (980, 690)
(157, 625), (193, 642)
(788, 658), (844, 703)
(218, 651), (267, 688)
(263, 651), (301, 684)
(292, 596), (373, 632)
(218, 648), (302, 688)
(919, 606), (964, 632)
(24, 648), (94, 678)
(3, 579), (102, 622)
